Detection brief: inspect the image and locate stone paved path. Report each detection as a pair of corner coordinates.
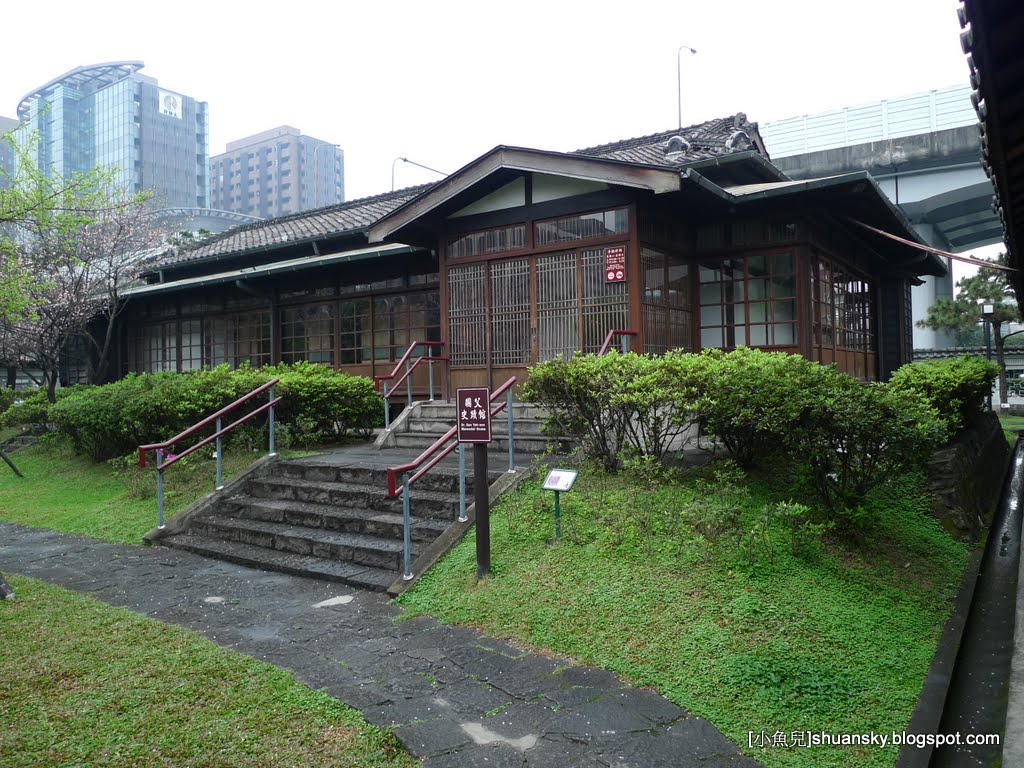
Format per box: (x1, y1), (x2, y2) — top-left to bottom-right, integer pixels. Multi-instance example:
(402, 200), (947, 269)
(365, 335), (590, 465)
(1, 522), (761, 767)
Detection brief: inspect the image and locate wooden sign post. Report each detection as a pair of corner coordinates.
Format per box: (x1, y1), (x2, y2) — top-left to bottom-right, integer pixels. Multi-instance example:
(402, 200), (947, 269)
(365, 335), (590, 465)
(457, 387), (492, 578)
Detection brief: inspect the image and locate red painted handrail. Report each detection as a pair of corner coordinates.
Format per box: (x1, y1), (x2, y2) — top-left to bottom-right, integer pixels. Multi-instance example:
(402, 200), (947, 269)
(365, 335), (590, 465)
(373, 340), (445, 392)
(383, 354), (450, 398)
(386, 377), (516, 498)
(598, 329), (638, 355)
(138, 377), (280, 469)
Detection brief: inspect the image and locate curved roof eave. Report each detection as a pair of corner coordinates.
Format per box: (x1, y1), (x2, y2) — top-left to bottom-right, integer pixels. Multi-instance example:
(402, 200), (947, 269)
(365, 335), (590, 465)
(17, 61), (145, 119)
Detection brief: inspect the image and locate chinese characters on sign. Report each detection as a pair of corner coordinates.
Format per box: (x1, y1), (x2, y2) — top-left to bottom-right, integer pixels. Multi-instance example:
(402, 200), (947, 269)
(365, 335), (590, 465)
(457, 387), (492, 443)
(604, 245), (626, 283)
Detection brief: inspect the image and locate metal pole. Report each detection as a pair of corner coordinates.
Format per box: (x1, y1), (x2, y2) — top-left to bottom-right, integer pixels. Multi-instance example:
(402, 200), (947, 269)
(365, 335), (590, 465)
(458, 443), (468, 522)
(985, 316), (993, 410)
(215, 417), (223, 490)
(402, 472), (413, 580)
(677, 45), (697, 130)
(405, 357), (413, 406)
(506, 389), (515, 473)
(428, 357), (435, 401)
(156, 449), (165, 529)
(383, 380), (391, 430)
(268, 387), (277, 456)
(474, 443), (490, 579)
(622, 335), (630, 354)
(554, 490), (561, 541)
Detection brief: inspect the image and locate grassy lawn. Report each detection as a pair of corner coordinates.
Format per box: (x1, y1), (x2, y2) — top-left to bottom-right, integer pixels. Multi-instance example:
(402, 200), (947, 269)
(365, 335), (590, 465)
(999, 414), (1024, 444)
(0, 574), (415, 768)
(397, 461), (971, 768)
(0, 441), (276, 544)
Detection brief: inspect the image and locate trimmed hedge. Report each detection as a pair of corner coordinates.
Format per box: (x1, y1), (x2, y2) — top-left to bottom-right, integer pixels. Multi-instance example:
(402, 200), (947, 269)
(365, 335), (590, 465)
(523, 348), (950, 522)
(42, 364), (382, 462)
(888, 355), (999, 437)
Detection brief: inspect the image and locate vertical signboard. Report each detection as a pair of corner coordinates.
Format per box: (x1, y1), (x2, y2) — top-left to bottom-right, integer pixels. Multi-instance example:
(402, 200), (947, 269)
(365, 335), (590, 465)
(604, 245), (626, 282)
(457, 387), (492, 443)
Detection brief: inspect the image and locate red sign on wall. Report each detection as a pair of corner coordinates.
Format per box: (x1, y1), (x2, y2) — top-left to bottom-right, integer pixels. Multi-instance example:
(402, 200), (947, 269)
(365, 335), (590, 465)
(604, 246), (626, 282)
(457, 387), (492, 443)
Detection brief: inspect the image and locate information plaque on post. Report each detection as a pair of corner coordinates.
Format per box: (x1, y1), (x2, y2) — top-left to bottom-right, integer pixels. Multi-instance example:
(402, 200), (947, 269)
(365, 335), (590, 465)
(457, 387), (492, 444)
(457, 387), (492, 579)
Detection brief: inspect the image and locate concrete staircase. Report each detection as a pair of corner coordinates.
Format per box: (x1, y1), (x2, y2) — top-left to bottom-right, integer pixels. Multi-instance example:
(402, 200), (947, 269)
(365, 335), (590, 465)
(159, 458), (502, 592)
(378, 401), (563, 454)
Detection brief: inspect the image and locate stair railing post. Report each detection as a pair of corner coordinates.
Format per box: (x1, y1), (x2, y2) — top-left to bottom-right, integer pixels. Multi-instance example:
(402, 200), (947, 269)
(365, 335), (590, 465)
(621, 334), (630, 354)
(268, 386), (277, 456)
(383, 380), (391, 431)
(458, 442), (468, 522)
(428, 353), (435, 402)
(215, 417), (223, 490)
(156, 449), (165, 529)
(405, 355), (413, 406)
(402, 472), (413, 580)
(506, 389), (515, 473)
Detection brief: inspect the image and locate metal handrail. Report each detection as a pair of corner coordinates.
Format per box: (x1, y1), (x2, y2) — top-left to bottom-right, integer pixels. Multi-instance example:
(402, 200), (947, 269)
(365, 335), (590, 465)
(598, 329), (638, 356)
(372, 340), (448, 429)
(138, 378), (280, 468)
(137, 377), (282, 530)
(385, 354), (450, 401)
(387, 376), (517, 581)
(373, 340), (445, 395)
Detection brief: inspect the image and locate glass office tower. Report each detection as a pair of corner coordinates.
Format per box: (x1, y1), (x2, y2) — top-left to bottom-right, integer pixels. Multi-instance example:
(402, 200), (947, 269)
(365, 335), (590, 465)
(15, 61), (209, 208)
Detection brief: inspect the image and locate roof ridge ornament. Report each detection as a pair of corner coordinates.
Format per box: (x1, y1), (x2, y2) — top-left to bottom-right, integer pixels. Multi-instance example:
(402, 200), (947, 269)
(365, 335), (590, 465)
(665, 135), (692, 155)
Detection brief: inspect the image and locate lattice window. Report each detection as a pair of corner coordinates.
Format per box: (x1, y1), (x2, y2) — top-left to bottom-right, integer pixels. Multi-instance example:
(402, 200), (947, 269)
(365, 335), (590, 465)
(536, 252), (578, 361)
(281, 303), (335, 365)
(580, 248), (629, 353)
(339, 298), (371, 364)
(535, 208), (628, 246)
(448, 264), (486, 366)
(490, 258), (531, 366)
(446, 224), (526, 259)
(642, 246), (693, 354)
(181, 319), (202, 371)
(699, 252), (796, 349)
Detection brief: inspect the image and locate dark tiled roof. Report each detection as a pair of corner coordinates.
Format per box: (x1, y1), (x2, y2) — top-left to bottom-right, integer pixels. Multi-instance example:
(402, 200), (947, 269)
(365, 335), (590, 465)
(574, 114), (765, 167)
(155, 115), (764, 272)
(156, 184), (433, 269)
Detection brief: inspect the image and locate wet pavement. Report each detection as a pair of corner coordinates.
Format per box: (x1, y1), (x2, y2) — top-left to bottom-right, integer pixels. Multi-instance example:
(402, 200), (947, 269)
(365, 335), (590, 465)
(1, 521), (759, 767)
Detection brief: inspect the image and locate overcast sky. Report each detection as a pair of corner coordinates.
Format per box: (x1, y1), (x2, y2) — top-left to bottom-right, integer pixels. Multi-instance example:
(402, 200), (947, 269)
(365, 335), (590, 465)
(2, 0), (973, 201)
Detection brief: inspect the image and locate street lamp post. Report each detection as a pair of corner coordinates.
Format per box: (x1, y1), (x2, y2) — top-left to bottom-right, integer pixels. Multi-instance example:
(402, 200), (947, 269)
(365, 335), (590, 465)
(677, 45), (697, 130)
(983, 302), (995, 409)
(391, 156), (447, 191)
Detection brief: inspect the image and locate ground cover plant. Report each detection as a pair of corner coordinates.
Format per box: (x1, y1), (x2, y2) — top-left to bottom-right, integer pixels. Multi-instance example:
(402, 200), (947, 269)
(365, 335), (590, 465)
(397, 460), (970, 768)
(0, 575), (416, 768)
(0, 438), (278, 543)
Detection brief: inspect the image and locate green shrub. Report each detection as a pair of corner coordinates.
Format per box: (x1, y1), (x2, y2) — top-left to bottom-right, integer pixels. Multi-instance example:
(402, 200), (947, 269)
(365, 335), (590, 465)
(888, 355), (998, 436)
(693, 348), (826, 468)
(0, 387), (15, 417)
(0, 386), (86, 431)
(786, 378), (946, 524)
(268, 361), (382, 443)
(48, 363), (382, 461)
(522, 353), (630, 469)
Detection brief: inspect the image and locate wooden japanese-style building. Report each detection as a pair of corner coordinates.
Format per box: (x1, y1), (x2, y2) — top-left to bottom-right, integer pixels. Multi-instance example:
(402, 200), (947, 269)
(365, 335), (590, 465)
(117, 114), (946, 389)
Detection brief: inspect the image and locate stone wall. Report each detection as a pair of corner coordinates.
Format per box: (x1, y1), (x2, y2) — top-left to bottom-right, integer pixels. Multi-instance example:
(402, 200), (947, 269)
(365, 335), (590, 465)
(927, 411), (1012, 539)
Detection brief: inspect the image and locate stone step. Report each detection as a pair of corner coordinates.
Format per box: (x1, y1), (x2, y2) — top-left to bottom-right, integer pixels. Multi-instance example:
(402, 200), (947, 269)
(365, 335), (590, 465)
(189, 516), (425, 572)
(246, 476), (461, 518)
(159, 534), (396, 591)
(221, 496), (450, 541)
(274, 459), (498, 494)
(413, 402), (550, 421)
(405, 417), (549, 436)
(389, 432), (563, 454)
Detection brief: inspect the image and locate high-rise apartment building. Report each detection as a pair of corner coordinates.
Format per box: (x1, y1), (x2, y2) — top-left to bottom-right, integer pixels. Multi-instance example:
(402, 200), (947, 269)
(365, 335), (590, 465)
(15, 61), (209, 208)
(0, 116), (18, 191)
(210, 126), (344, 217)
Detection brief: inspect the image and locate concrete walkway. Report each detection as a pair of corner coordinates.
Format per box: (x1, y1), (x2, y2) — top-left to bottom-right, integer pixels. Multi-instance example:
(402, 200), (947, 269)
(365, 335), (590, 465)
(1, 521), (760, 767)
